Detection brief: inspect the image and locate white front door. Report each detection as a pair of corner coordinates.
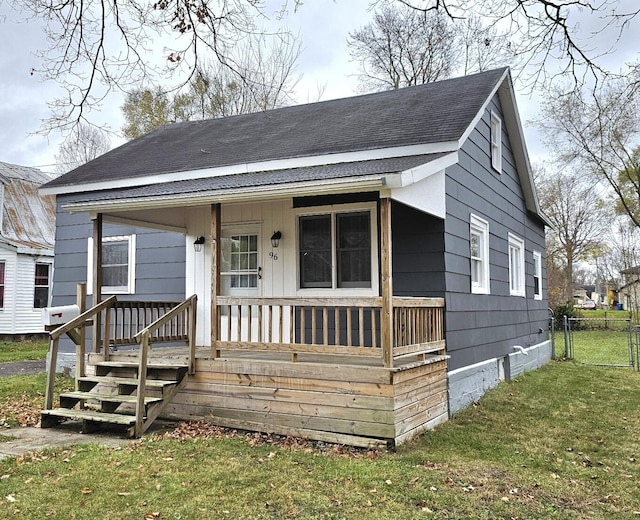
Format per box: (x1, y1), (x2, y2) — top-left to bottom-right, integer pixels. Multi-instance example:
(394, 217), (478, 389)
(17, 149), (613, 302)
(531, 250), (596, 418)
(220, 227), (261, 297)
(220, 226), (261, 341)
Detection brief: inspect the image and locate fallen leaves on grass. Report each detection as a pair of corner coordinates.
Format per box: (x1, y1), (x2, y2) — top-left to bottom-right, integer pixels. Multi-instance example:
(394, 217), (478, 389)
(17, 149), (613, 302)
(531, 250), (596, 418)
(155, 421), (385, 459)
(0, 394), (42, 427)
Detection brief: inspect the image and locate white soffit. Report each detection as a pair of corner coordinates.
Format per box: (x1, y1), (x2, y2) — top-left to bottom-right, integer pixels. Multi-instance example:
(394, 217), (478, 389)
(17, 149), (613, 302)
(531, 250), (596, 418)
(390, 169), (446, 219)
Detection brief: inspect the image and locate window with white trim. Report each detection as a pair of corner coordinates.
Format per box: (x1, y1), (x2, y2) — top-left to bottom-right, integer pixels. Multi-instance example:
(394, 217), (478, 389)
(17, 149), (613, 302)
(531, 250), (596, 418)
(298, 206), (376, 291)
(87, 235), (136, 294)
(470, 214), (490, 294)
(508, 234), (525, 297)
(490, 111), (502, 172)
(34, 263), (51, 308)
(533, 251), (542, 300)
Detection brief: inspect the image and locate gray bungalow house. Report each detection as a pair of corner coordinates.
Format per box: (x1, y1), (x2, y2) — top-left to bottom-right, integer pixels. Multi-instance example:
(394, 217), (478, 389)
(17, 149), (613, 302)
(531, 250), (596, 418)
(40, 68), (550, 446)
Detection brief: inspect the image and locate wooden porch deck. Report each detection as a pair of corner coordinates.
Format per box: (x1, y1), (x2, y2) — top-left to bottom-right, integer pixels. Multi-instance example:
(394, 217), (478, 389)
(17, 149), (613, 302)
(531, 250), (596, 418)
(89, 346), (448, 448)
(45, 291), (448, 447)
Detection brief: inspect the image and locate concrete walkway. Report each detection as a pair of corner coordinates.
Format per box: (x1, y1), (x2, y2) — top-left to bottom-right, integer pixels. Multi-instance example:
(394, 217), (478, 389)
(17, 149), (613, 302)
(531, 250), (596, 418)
(0, 424), (137, 461)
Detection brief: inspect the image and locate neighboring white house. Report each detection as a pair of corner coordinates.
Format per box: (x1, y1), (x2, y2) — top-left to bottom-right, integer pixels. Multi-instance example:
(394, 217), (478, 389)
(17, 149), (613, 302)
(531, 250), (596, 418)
(0, 162), (56, 337)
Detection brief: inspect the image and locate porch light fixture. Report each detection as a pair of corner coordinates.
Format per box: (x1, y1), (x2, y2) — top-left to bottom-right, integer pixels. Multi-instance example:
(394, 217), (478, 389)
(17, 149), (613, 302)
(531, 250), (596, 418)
(270, 231), (282, 248)
(193, 236), (205, 253)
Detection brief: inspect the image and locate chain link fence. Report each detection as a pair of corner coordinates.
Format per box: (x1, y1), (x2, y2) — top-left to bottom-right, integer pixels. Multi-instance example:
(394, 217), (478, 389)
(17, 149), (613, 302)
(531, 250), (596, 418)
(562, 316), (636, 369)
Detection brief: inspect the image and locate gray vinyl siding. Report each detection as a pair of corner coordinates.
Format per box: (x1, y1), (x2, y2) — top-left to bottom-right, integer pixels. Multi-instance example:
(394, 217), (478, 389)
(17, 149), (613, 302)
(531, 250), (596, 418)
(443, 94), (548, 371)
(391, 201), (445, 297)
(51, 194), (186, 351)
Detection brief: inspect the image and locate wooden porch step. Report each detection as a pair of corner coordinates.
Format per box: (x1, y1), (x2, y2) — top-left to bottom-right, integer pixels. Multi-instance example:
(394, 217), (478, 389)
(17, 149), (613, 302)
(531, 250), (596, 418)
(41, 408), (136, 426)
(78, 375), (178, 388)
(59, 391), (163, 406)
(94, 361), (188, 370)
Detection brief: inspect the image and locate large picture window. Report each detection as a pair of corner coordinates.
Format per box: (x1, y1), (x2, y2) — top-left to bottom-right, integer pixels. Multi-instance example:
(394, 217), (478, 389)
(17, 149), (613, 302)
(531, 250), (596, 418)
(34, 263), (50, 308)
(509, 233), (525, 297)
(470, 214), (490, 294)
(299, 209), (373, 290)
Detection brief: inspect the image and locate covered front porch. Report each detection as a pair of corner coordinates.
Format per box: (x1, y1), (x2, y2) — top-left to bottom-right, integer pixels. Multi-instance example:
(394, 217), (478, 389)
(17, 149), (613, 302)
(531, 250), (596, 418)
(44, 195), (449, 446)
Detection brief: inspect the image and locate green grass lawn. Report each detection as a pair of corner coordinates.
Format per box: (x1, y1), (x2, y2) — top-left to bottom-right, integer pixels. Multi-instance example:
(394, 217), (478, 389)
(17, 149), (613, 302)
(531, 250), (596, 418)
(569, 330), (635, 366)
(0, 340), (49, 363)
(1, 362), (639, 519)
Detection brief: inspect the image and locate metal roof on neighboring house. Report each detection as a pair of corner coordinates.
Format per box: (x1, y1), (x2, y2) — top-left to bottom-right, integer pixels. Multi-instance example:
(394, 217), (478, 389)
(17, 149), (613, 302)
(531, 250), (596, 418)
(0, 162), (56, 253)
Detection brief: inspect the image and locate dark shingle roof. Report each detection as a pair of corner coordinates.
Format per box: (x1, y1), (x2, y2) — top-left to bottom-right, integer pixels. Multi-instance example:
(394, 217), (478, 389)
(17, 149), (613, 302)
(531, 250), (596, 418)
(67, 154), (446, 205)
(44, 68), (507, 190)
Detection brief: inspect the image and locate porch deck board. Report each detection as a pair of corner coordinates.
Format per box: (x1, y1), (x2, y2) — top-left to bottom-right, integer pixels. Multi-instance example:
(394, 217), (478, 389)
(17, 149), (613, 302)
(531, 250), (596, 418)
(90, 346), (449, 447)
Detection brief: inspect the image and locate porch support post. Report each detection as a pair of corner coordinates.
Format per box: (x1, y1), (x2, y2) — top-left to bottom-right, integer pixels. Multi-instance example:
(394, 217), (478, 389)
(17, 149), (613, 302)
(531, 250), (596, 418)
(211, 203), (221, 357)
(75, 282), (87, 385)
(92, 213), (103, 353)
(380, 198), (394, 368)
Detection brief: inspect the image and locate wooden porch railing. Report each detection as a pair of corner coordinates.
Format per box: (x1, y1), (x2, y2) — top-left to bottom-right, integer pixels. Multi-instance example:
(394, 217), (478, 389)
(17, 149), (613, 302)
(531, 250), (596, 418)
(44, 289), (198, 410)
(107, 300), (193, 348)
(132, 294), (197, 436)
(215, 296), (445, 366)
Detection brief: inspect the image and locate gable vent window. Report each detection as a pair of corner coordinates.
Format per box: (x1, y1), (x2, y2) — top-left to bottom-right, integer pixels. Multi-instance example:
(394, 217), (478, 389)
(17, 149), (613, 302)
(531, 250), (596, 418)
(490, 111), (502, 173)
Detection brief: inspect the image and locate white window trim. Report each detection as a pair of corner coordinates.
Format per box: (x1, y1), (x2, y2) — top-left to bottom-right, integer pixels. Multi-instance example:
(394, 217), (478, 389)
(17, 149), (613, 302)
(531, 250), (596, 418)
(533, 250), (542, 300)
(508, 233), (525, 297)
(470, 214), (490, 295)
(87, 235), (137, 295)
(33, 261), (52, 309)
(295, 202), (379, 297)
(490, 111), (502, 173)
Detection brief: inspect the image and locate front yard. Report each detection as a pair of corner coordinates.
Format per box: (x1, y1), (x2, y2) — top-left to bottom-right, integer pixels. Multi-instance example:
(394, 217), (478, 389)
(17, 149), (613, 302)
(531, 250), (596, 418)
(0, 340), (48, 363)
(0, 361), (639, 519)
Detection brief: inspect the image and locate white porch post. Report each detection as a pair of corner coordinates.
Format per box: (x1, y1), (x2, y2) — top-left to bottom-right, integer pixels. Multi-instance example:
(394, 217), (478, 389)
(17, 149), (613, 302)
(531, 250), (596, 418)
(91, 213), (103, 353)
(210, 203), (221, 357)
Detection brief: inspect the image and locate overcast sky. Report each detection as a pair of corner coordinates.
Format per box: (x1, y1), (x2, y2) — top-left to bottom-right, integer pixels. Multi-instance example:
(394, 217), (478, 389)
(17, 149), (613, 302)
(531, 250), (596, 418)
(0, 0), (638, 174)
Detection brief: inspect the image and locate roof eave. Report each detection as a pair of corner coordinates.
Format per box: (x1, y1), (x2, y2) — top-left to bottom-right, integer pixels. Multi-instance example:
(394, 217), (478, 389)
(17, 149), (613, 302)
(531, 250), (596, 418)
(41, 142), (458, 197)
(62, 175), (388, 213)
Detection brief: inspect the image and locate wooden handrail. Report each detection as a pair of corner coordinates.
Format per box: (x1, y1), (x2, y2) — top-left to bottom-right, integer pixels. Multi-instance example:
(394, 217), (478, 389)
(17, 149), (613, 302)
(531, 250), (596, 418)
(132, 295), (197, 437)
(49, 295), (117, 341)
(45, 295), (118, 410)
